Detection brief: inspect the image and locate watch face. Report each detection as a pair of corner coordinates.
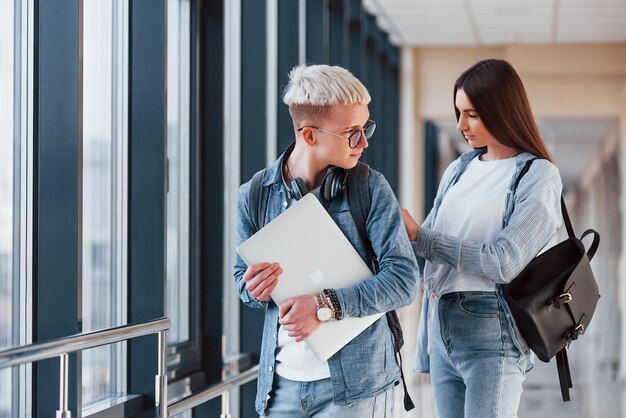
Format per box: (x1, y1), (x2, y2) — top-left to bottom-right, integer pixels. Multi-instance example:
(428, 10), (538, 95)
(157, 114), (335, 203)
(317, 307), (333, 322)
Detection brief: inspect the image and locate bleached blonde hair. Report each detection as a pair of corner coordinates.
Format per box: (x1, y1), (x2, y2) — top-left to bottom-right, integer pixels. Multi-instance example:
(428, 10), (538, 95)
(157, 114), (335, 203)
(282, 64), (371, 125)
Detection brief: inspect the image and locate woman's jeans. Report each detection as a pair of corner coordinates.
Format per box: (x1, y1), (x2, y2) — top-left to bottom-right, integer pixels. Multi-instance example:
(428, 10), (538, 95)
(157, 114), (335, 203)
(430, 291), (527, 418)
(261, 373), (393, 417)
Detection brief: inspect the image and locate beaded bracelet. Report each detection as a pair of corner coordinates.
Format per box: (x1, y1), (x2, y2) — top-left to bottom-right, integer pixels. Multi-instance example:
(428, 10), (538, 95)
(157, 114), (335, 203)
(323, 288), (343, 320)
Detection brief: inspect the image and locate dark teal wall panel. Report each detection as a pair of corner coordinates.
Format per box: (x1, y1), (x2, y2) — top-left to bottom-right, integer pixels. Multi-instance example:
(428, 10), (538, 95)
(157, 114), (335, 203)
(33, 0), (80, 415)
(128, 1), (167, 416)
(277, 1), (300, 152)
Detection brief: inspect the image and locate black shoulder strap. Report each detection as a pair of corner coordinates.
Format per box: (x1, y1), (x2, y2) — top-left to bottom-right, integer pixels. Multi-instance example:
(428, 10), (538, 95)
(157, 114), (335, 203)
(511, 157), (539, 196)
(347, 162), (378, 269)
(513, 158), (599, 251)
(556, 348), (573, 401)
(512, 158), (574, 236)
(248, 168), (270, 232)
(346, 162), (415, 412)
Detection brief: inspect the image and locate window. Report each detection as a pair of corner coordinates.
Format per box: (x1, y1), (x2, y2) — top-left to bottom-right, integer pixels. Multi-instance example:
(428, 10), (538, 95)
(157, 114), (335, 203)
(81, 0), (128, 408)
(0, 0), (16, 407)
(1, 0), (31, 416)
(167, 0), (192, 346)
(0, 0), (15, 408)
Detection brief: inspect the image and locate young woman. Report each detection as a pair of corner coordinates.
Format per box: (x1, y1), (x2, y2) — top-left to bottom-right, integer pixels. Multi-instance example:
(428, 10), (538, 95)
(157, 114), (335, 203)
(402, 59), (563, 418)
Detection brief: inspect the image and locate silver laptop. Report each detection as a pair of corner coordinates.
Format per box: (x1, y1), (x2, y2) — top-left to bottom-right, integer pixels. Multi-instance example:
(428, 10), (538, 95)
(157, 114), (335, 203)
(237, 193), (383, 361)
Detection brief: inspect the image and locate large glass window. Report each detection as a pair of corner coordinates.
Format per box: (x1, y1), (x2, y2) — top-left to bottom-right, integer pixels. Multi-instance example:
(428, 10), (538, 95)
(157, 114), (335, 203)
(0, 0), (16, 415)
(0, 0), (31, 416)
(167, 0), (192, 346)
(81, 0), (128, 408)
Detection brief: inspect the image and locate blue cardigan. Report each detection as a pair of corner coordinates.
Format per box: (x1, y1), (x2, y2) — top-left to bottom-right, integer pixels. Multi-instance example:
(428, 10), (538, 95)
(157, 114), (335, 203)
(413, 149), (563, 373)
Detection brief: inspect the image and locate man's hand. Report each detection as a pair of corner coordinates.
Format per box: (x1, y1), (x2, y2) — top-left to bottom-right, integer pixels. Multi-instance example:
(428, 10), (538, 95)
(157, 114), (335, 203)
(401, 208), (421, 241)
(278, 296), (320, 342)
(243, 262), (282, 302)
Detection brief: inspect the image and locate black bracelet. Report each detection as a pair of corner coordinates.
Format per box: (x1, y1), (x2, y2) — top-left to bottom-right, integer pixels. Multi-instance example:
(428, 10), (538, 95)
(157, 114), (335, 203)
(323, 288), (343, 320)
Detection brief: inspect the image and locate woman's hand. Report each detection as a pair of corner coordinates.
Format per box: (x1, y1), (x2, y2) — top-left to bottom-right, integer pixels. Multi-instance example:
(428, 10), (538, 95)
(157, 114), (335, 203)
(401, 208), (420, 241)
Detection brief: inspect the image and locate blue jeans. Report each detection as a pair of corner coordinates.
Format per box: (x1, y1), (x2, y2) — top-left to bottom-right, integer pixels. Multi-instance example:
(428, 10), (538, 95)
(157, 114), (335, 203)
(430, 292), (527, 418)
(261, 374), (393, 417)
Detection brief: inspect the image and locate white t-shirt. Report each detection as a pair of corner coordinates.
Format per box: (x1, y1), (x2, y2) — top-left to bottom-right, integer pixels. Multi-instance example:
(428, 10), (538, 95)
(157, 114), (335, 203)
(426, 155), (518, 295)
(273, 170), (331, 381)
(275, 326), (331, 381)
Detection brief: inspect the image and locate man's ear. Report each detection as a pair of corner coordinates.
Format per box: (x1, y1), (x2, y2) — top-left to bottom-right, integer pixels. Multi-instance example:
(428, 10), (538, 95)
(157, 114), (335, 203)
(301, 127), (316, 147)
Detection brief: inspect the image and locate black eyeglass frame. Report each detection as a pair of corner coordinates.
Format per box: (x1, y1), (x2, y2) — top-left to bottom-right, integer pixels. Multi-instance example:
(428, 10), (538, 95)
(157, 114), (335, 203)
(296, 120), (378, 149)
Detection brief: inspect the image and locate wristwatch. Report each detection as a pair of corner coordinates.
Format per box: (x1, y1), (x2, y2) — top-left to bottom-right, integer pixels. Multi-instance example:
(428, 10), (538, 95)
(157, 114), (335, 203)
(315, 293), (334, 323)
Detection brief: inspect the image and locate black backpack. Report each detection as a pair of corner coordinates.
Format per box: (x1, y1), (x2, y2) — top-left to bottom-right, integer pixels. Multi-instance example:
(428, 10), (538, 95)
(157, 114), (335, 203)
(247, 161), (415, 411)
(503, 158), (601, 402)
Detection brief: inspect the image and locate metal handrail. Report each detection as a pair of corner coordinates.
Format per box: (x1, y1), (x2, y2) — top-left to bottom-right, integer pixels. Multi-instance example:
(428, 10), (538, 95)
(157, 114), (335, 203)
(0, 317), (170, 418)
(0, 318), (259, 418)
(0, 317), (170, 368)
(168, 364), (259, 417)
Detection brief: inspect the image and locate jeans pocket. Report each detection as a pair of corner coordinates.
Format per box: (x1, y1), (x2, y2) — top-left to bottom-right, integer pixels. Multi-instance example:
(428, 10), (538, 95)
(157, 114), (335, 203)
(457, 294), (500, 318)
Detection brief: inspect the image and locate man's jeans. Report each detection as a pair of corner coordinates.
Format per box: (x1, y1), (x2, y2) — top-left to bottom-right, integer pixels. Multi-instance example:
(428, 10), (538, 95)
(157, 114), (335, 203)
(261, 374), (393, 418)
(430, 292), (527, 418)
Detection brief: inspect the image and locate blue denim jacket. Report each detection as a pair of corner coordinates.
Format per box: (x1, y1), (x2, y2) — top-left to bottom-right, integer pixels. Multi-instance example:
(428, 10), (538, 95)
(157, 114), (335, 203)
(413, 149), (563, 373)
(234, 153), (419, 415)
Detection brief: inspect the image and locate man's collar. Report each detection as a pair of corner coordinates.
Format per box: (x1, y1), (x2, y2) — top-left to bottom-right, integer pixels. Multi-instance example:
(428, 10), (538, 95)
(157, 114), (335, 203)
(260, 142), (296, 187)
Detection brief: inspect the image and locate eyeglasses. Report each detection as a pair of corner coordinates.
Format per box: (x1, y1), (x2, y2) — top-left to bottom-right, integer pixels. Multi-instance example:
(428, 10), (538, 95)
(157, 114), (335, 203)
(297, 120), (378, 149)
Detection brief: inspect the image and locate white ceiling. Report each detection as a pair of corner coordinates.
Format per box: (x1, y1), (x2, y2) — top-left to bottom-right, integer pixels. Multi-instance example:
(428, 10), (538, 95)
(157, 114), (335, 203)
(366, 0), (626, 46)
(363, 0), (623, 190)
(436, 118), (618, 190)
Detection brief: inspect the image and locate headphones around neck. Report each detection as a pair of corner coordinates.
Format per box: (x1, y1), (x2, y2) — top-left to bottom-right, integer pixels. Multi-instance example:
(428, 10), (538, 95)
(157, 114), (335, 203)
(287, 166), (347, 201)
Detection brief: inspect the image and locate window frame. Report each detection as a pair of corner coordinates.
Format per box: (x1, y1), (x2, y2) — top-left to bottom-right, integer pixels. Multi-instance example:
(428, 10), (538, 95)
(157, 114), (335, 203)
(164, 0), (205, 392)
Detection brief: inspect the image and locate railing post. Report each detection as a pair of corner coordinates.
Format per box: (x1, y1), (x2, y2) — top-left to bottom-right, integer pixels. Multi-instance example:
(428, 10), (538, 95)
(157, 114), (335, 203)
(56, 353), (71, 418)
(155, 330), (168, 418)
(220, 391), (231, 418)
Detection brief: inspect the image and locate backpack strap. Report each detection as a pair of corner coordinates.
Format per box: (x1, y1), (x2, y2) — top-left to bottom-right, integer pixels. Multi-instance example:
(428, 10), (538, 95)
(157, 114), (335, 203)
(556, 348), (573, 401)
(248, 168), (270, 232)
(511, 157), (539, 195)
(346, 162), (415, 412)
(347, 162), (378, 270)
(513, 158), (586, 242)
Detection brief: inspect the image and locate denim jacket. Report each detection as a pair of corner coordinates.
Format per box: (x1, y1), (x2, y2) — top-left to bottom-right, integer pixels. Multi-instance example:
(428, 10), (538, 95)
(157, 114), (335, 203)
(412, 149), (563, 373)
(234, 152), (419, 415)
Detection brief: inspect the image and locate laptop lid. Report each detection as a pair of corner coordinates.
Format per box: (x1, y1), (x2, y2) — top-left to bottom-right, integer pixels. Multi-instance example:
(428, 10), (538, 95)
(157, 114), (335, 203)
(237, 193), (383, 361)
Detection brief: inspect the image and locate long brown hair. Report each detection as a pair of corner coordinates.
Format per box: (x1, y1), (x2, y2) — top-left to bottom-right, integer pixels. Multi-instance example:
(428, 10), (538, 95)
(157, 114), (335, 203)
(454, 59), (553, 162)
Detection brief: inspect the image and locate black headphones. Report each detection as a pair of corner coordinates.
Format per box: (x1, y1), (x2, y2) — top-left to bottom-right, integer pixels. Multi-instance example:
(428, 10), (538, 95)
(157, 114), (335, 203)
(283, 143), (348, 201)
(287, 166), (347, 201)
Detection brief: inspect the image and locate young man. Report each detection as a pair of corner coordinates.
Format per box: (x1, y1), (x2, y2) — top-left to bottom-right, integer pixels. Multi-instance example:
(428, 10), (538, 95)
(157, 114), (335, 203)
(234, 64), (418, 417)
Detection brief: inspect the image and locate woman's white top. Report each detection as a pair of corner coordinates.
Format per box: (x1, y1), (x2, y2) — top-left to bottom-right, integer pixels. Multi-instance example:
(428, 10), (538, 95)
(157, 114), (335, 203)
(426, 155), (518, 297)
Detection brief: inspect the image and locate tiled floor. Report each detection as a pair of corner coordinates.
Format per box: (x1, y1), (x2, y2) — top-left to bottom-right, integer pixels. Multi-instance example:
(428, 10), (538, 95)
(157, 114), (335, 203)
(399, 358), (623, 418)
(519, 360), (581, 418)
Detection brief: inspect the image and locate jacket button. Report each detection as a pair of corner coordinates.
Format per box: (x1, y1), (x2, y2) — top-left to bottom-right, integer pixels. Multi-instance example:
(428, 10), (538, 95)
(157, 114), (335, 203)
(269, 365), (273, 371)
(273, 333), (277, 339)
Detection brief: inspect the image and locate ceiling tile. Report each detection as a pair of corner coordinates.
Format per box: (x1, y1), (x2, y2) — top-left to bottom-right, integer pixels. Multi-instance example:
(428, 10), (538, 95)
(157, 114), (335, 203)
(371, 0), (626, 45)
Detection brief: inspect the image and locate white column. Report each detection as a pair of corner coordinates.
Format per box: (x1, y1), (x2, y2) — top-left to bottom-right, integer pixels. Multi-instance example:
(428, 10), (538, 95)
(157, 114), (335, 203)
(397, 46), (434, 418)
(399, 47), (424, 219)
(618, 79), (626, 384)
(223, 0), (242, 415)
(266, 0), (278, 165)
